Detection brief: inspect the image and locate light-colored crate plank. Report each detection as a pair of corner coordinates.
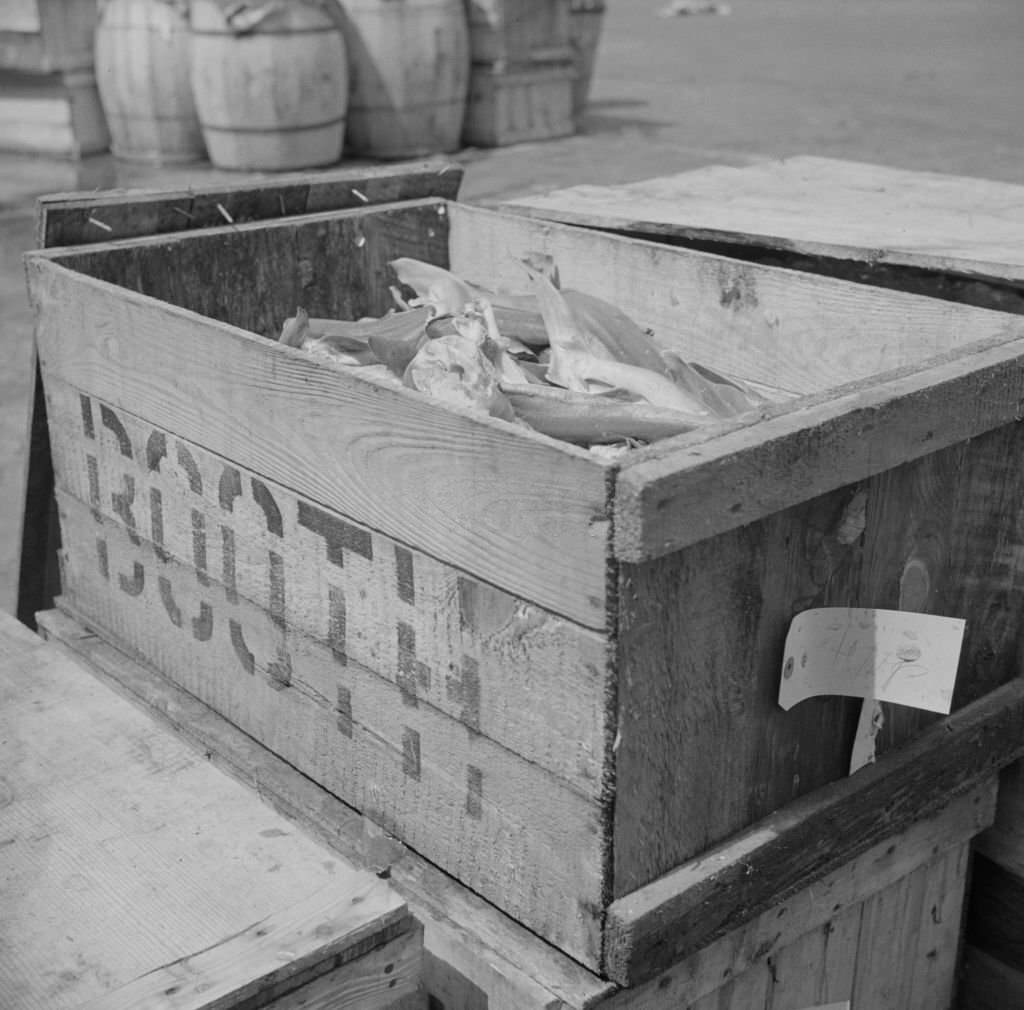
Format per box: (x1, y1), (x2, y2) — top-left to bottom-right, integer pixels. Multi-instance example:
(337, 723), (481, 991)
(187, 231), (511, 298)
(54, 489), (606, 969)
(507, 156), (1024, 286)
(27, 218), (611, 630)
(0, 610), (414, 1010)
(449, 201), (1021, 401)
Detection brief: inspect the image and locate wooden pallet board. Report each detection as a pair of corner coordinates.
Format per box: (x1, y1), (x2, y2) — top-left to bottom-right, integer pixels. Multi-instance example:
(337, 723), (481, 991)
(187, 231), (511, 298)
(0, 609), (422, 1009)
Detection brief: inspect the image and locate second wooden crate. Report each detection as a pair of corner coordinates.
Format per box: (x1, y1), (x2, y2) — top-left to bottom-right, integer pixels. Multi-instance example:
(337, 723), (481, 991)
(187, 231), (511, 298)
(26, 186), (1024, 982)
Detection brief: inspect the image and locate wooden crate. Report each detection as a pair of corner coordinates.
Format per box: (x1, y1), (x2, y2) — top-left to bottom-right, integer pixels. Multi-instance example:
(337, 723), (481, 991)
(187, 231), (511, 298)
(0, 608), (423, 1010)
(465, 0), (573, 65)
(0, 0), (98, 73)
(24, 180), (1024, 983)
(509, 157), (1024, 1001)
(462, 60), (576, 147)
(35, 607), (1006, 1010)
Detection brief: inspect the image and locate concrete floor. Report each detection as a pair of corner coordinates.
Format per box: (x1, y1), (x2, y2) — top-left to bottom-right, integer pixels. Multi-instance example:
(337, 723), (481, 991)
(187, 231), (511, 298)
(3, 0), (1024, 615)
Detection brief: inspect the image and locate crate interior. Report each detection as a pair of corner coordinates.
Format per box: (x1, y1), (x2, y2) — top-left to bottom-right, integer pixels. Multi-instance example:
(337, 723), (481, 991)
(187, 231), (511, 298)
(44, 196), (1021, 422)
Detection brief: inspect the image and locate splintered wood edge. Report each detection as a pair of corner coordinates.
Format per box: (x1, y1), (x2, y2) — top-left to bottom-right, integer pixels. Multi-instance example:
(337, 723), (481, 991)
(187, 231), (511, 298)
(34, 160), (464, 247)
(613, 326), (1024, 562)
(602, 678), (1024, 987)
(35, 608), (616, 1010)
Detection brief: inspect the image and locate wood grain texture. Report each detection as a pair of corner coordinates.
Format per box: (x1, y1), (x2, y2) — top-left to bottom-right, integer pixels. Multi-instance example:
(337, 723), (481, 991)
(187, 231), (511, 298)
(27, 208), (611, 629)
(508, 156), (1024, 285)
(0, 609), (412, 1010)
(601, 783), (991, 1009)
(44, 378), (610, 795)
(448, 201), (1023, 399)
(77, 898), (417, 1010)
(612, 416), (1024, 907)
(604, 681), (1024, 986)
(35, 608), (617, 1010)
(36, 161), (462, 247)
(54, 488), (606, 969)
(613, 326), (1024, 562)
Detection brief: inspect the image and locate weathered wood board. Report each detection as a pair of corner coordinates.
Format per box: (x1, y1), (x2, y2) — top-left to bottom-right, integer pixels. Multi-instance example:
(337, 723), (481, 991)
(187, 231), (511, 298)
(507, 155), (1024, 294)
(26, 190), (1024, 982)
(0, 609), (422, 1010)
(34, 607), (1000, 1010)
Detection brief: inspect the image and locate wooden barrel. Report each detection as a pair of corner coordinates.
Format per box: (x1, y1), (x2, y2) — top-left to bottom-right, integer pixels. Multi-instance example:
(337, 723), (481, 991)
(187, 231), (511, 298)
(189, 0), (348, 171)
(336, 0), (470, 159)
(94, 0), (205, 164)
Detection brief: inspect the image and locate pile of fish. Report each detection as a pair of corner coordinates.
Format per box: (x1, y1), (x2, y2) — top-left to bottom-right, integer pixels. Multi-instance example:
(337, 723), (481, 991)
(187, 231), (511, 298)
(278, 256), (769, 450)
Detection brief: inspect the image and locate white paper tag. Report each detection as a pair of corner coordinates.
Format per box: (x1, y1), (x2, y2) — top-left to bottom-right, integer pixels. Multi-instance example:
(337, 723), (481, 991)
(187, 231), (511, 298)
(849, 697), (884, 774)
(779, 607), (964, 713)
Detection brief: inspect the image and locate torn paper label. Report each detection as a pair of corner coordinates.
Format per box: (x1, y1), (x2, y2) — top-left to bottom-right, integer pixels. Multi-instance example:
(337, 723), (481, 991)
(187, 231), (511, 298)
(779, 607), (964, 713)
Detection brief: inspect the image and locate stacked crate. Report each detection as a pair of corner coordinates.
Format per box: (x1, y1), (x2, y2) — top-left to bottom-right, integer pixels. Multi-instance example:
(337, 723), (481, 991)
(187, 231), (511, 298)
(0, 0), (108, 157)
(23, 161), (1024, 1010)
(462, 0), (577, 147)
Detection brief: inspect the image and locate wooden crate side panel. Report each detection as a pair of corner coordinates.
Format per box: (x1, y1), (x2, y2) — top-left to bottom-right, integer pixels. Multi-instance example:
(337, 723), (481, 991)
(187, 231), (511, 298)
(465, 0), (573, 63)
(613, 420), (1024, 896)
(44, 201), (449, 340)
(600, 783), (992, 1008)
(36, 609), (617, 1010)
(44, 380), (609, 796)
(36, 161), (463, 247)
(28, 250), (610, 631)
(54, 482), (605, 969)
(447, 202), (1023, 399)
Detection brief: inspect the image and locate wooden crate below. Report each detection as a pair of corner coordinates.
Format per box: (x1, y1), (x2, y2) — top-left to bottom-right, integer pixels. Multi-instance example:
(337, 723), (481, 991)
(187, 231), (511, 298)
(36, 607), (999, 1010)
(462, 61), (576, 147)
(0, 67), (109, 158)
(0, 608), (424, 1010)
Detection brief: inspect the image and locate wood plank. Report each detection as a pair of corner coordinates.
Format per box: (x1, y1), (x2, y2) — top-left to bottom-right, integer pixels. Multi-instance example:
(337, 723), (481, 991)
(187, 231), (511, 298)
(35, 607), (617, 1010)
(78, 896), (416, 1010)
(600, 783), (993, 1009)
(612, 416), (1024, 902)
(507, 157), (1024, 286)
(36, 161), (463, 247)
(0, 609), (411, 1010)
(54, 489), (606, 970)
(613, 325), (1024, 562)
(905, 842), (969, 1010)
(603, 683), (1024, 986)
(959, 946), (1024, 1010)
(27, 221), (610, 629)
(448, 201), (1023, 399)
(44, 377), (610, 797)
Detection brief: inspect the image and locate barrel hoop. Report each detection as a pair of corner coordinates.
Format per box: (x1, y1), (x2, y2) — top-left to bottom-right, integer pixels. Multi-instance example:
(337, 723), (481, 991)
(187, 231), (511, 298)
(190, 25), (340, 37)
(200, 115), (346, 134)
